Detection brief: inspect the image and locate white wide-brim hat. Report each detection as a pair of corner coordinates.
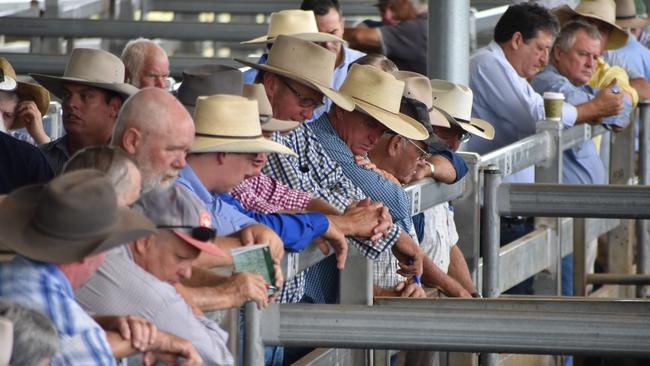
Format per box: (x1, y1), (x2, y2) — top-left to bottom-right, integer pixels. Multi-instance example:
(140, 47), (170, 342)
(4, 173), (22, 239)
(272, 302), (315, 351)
(392, 70), (450, 129)
(430, 79), (495, 140)
(236, 35), (354, 112)
(31, 48), (139, 100)
(242, 9), (346, 45)
(191, 94), (297, 156)
(339, 64), (429, 141)
(243, 83), (299, 132)
(552, 1), (628, 50)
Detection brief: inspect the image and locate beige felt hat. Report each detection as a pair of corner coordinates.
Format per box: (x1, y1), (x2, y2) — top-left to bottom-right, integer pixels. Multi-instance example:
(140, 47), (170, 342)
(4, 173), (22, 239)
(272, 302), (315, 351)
(0, 169), (156, 264)
(0, 57), (51, 129)
(392, 71), (450, 129)
(339, 64), (429, 141)
(429, 79), (495, 140)
(191, 94), (297, 156)
(242, 9), (346, 45)
(243, 83), (299, 132)
(615, 0), (650, 28)
(553, 0), (628, 49)
(236, 35), (354, 112)
(31, 48), (139, 100)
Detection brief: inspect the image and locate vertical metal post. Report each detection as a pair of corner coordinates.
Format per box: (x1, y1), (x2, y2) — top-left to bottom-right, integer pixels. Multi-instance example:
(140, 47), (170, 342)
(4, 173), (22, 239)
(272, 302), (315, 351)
(573, 218), (588, 296)
(453, 153), (481, 286)
(427, 0), (470, 84)
(637, 100), (650, 298)
(340, 245), (373, 365)
(535, 120), (564, 296)
(243, 301), (263, 366)
(480, 164), (500, 366)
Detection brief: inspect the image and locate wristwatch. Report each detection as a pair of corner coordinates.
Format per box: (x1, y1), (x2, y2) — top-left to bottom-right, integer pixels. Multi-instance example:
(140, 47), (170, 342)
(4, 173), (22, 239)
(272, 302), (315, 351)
(425, 161), (436, 177)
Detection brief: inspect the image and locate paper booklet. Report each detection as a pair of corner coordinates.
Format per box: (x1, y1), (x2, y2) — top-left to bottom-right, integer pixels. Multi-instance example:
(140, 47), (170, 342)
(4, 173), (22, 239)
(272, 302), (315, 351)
(230, 243), (276, 294)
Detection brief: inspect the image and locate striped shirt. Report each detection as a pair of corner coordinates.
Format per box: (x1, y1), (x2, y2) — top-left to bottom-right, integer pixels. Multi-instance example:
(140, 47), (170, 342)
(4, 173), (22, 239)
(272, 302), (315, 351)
(0, 256), (116, 366)
(263, 118), (400, 302)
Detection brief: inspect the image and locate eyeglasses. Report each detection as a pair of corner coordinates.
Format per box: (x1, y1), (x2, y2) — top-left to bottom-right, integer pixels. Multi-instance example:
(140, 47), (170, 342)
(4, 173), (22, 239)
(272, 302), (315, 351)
(405, 138), (432, 161)
(280, 78), (324, 109)
(157, 225), (216, 242)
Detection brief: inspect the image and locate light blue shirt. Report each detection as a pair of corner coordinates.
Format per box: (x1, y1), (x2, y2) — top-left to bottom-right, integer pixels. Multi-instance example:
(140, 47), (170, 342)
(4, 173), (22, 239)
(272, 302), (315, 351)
(531, 64), (632, 184)
(605, 36), (647, 80)
(466, 41), (578, 183)
(176, 165), (256, 236)
(310, 46), (366, 121)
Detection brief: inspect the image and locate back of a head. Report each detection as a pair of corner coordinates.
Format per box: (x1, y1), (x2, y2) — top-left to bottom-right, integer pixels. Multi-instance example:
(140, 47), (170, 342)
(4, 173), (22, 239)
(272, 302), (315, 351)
(300, 0), (341, 16)
(63, 145), (137, 203)
(0, 300), (58, 366)
(494, 2), (560, 44)
(351, 54), (398, 72)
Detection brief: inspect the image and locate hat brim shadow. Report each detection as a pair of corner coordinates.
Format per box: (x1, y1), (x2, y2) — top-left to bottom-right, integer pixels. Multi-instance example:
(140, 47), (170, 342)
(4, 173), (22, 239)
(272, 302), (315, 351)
(191, 136), (298, 156)
(30, 74), (139, 101)
(242, 32), (347, 45)
(353, 97), (429, 141)
(0, 185), (156, 264)
(235, 58), (355, 112)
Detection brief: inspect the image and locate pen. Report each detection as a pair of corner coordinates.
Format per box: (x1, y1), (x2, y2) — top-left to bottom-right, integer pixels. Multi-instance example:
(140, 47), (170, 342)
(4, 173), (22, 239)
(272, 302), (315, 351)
(406, 258), (421, 286)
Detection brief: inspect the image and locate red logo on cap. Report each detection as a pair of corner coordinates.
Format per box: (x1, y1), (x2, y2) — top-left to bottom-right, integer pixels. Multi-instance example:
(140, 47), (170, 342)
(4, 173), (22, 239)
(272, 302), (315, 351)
(199, 211), (212, 228)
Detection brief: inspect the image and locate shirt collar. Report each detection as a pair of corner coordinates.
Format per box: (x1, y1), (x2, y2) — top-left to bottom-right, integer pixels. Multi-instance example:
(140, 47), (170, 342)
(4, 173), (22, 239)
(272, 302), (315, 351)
(178, 165), (213, 205)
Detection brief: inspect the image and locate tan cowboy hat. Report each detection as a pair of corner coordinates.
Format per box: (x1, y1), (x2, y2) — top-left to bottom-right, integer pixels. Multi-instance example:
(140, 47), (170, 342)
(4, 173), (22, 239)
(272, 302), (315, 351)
(553, 0), (628, 49)
(176, 64), (243, 115)
(191, 94), (298, 156)
(392, 71), (450, 129)
(236, 35), (354, 112)
(0, 169), (155, 264)
(338, 64), (429, 140)
(243, 83), (299, 132)
(429, 79), (495, 140)
(0, 318), (11, 366)
(0, 57), (51, 127)
(242, 9), (346, 45)
(615, 0), (650, 28)
(31, 48), (139, 101)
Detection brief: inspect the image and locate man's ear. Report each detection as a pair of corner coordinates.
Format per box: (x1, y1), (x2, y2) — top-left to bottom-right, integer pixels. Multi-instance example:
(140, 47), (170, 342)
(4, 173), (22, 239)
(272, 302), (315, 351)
(262, 73), (278, 102)
(121, 127), (142, 155)
(387, 134), (402, 157)
(511, 31), (524, 50)
(552, 44), (562, 62)
(108, 97), (122, 120)
(133, 234), (155, 255)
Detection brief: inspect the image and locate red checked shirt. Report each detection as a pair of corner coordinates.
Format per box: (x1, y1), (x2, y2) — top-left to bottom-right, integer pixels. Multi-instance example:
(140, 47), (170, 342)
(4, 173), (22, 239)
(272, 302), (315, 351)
(230, 173), (312, 213)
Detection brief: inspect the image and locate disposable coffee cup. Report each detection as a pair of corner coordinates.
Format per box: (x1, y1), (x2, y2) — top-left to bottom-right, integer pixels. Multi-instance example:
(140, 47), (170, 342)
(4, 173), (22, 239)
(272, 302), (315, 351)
(543, 92), (564, 121)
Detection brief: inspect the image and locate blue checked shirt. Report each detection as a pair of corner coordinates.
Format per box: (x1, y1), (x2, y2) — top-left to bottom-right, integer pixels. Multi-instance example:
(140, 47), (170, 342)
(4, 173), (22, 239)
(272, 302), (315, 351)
(263, 119), (401, 302)
(0, 256), (116, 366)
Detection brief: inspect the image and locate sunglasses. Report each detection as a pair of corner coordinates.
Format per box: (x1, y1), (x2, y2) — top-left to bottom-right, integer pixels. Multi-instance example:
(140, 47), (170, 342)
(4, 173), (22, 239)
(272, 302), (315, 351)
(405, 138), (432, 161)
(157, 225), (216, 242)
(280, 77), (324, 109)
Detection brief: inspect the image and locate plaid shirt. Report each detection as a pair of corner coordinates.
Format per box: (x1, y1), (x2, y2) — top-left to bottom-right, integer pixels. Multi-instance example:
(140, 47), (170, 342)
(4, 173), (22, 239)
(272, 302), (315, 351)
(0, 256), (116, 366)
(230, 174), (312, 214)
(230, 173), (314, 304)
(263, 118), (401, 303)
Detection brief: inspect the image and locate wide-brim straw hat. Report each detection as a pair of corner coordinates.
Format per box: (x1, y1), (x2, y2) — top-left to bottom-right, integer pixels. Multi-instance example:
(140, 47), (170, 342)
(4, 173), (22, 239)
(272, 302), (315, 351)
(242, 9), (346, 45)
(31, 48), (139, 101)
(0, 57), (51, 128)
(615, 0), (650, 28)
(236, 35), (355, 112)
(0, 170), (156, 264)
(176, 64), (243, 115)
(243, 83), (299, 132)
(191, 94), (297, 156)
(391, 70), (450, 129)
(429, 79), (495, 140)
(553, 0), (628, 49)
(339, 64), (429, 140)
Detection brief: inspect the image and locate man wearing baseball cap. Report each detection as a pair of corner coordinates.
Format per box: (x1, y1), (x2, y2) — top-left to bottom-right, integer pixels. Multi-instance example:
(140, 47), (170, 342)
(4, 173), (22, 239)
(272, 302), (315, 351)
(0, 170), (201, 365)
(76, 184), (234, 365)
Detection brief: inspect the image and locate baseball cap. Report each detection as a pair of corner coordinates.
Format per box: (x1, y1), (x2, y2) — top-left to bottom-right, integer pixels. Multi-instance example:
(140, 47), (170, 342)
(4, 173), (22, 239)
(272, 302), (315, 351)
(133, 185), (229, 257)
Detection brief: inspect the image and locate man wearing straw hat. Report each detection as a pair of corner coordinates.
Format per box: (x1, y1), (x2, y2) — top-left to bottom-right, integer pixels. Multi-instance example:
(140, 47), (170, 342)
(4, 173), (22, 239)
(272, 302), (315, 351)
(77, 184), (236, 366)
(32, 48), (139, 174)
(606, 0), (650, 82)
(0, 170), (202, 365)
(553, 0), (649, 100)
(0, 57), (51, 145)
(241, 9), (346, 84)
